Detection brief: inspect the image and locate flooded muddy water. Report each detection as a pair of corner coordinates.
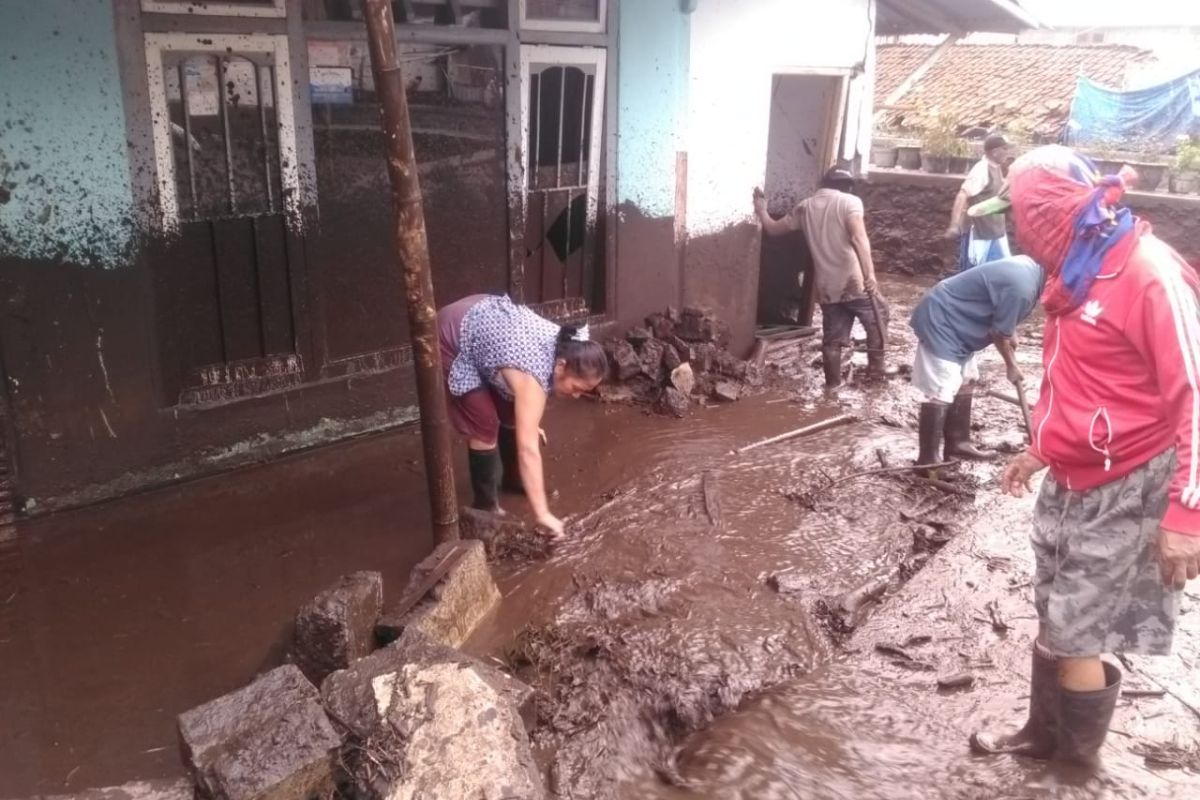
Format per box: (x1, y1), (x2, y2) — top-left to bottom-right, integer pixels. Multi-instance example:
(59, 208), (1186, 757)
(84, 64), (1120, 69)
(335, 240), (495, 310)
(2, 275), (1194, 798)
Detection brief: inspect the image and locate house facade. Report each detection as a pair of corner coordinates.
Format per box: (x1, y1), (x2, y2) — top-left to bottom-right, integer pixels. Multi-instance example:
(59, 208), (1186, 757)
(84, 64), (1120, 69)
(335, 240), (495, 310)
(0, 0), (1030, 519)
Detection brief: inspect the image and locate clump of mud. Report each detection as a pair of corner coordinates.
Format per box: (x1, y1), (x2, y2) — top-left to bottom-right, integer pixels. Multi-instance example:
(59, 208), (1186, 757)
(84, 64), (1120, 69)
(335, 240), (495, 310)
(503, 588), (812, 799)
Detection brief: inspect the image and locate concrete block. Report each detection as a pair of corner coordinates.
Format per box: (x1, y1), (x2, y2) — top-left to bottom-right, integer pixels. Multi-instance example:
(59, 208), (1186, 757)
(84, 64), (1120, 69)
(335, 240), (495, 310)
(35, 779), (193, 800)
(321, 630), (543, 800)
(712, 381), (741, 402)
(657, 387), (689, 418)
(178, 665), (340, 800)
(291, 571), (383, 684)
(670, 363), (695, 397)
(376, 540), (500, 649)
(607, 340), (640, 382)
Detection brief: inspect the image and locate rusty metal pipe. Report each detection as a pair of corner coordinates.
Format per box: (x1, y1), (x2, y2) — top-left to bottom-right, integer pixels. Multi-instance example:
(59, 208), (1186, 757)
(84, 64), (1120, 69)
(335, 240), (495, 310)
(362, 0), (458, 543)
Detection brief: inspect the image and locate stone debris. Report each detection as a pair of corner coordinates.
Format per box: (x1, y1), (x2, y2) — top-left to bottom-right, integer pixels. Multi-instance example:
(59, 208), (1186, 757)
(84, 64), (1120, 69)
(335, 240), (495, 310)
(712, 381), (741, 403)
(669, 363), (695, 398)
(177, 664), (340, 800)
(375, 540), (500, 649)
(291, 571), (383, 684)
(603, 307), (756, 415)
(321, 630), (543, 800)
(657, 387), (690, 419)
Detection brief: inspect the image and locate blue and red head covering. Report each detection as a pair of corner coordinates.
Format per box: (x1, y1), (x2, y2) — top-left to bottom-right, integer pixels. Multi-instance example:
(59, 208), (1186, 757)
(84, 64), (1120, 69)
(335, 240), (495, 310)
(972, 145), (1144, 316)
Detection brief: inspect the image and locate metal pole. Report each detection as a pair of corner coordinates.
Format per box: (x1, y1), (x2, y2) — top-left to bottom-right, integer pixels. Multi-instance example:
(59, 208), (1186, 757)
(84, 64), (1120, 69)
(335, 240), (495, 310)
(361, 0), (459, 544)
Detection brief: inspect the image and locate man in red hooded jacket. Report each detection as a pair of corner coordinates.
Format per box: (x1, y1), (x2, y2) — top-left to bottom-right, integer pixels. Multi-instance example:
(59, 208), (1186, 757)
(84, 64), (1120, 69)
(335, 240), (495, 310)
(967, 146), (1200, 769)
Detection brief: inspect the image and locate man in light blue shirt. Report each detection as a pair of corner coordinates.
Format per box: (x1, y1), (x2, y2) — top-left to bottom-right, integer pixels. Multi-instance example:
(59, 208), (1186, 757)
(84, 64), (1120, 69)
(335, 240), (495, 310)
(910, 255), (1045, 466)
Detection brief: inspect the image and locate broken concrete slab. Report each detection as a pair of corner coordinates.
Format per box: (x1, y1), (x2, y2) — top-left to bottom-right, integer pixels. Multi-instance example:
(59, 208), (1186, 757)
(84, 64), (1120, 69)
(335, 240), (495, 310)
(376, 540), (500, 649)
(178, 664), (340, 800)
(662, 340), (682, 372)
(625, 326), (652, 347)
(657, 387), (689, 418)
(35, 779), (193, 800)
(291, 570), (383, 684)
(639, 338), (666, 379)
(646, 312), (675, 341)
(712, 381), (741, 402)
(321, 630), (543, 799)
(597, 384), (636, 404)
(607, 339), (640, 382)
(670, 363), (695, 398)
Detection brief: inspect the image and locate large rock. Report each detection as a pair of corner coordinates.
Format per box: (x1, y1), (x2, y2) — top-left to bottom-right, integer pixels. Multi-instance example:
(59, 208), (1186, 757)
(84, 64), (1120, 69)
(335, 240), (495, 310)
(291, 571), (383, 684)
(178, 665), (340, 800)
(646, 312), (675, 340)
(321, 631), (544, 800)
(607, 339), (640, 382)
(375, 540), (500, 649)
(657, 387), (689, 418)
(670, 363), (695, 397)
(712, 381), (741, 402)
(639, 338), (666, 379)
(37, 779), (193, 800)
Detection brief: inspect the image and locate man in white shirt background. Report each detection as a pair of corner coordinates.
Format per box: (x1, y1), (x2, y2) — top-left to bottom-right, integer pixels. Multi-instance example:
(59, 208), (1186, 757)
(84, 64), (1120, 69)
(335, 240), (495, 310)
(946, 134), (1012, 271)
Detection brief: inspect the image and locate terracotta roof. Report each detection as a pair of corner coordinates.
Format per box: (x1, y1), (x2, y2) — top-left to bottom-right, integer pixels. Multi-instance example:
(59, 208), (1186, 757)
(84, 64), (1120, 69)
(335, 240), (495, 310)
(875, 42), (1156, 138)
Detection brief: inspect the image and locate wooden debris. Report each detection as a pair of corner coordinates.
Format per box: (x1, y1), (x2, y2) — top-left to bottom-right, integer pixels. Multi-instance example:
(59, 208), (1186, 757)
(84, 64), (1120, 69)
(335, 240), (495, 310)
(701, 470), (723, 527)
(735, 414), (858, 454)
(937, 672), (976, 690)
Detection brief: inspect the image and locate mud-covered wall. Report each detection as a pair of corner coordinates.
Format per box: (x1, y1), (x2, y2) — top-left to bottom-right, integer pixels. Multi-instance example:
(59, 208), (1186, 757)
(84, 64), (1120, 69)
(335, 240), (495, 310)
(862, 170), (1200, 276)
(0, 1), (137, 268)
(614, 0), (690, 330)
(682, 0), (875, 353)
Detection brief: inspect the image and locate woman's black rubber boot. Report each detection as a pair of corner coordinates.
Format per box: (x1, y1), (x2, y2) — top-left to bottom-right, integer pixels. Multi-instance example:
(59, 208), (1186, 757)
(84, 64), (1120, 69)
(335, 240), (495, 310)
(468, 447), (502, 511)
(969, 644), (1059, 759)
(1056, 661), (1121, 769)
(498, 425), (524, 494)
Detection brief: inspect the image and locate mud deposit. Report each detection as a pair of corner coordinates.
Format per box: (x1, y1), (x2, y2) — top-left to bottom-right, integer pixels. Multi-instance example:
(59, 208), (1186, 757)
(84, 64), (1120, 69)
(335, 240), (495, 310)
(467, 275), (1199, 799)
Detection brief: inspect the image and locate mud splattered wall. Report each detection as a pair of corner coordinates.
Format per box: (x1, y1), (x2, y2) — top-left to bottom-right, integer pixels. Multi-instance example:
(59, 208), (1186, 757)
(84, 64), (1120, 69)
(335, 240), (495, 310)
(682, 0), (875, 352)
(614, 0), (690, 327)
(0, 1), (136, 268)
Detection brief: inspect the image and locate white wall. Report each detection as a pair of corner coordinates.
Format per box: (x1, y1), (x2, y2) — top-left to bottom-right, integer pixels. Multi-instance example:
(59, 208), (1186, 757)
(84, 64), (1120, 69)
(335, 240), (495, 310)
(684, 0), (875, 236)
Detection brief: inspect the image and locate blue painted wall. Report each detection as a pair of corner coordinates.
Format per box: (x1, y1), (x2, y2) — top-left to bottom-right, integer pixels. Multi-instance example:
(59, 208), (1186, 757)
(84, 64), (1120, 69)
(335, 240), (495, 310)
(0, 0), (135, 268)
(617, 0), (690, 217)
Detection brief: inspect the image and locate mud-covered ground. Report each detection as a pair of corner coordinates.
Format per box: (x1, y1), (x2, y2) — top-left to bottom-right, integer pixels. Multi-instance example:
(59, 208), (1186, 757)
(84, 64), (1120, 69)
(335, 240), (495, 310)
(465, 274), (1200, 799)
(2, 275), (1196, 798)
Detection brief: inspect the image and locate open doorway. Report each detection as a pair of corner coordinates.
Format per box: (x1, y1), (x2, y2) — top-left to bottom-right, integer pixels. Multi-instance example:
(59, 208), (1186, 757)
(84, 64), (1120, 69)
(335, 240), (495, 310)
(756, 72), (845, 328)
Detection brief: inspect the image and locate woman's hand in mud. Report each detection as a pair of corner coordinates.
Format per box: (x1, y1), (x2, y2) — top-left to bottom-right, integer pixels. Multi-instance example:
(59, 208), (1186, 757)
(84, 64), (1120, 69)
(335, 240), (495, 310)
(1158, 528), (1200, 589)
(536, 511), (565, 539)
(1001, 450), (1046, 497)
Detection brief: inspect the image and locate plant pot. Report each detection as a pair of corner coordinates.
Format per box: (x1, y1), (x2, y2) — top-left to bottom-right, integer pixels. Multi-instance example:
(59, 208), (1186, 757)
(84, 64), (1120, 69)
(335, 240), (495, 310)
(922, 154), (951, 174)
(949, 156), (973, 175)
(896, 145), (922, 170)
(1093, 159), (1123, 177)
(871, 144), (897, 168)
(1170, 170), (1200, 195)
(1130, 163), (1166, 192)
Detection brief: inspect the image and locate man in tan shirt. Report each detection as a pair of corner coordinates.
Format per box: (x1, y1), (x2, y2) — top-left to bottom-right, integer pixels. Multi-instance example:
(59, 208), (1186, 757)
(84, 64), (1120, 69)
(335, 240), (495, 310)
(753, 167), (888, 387)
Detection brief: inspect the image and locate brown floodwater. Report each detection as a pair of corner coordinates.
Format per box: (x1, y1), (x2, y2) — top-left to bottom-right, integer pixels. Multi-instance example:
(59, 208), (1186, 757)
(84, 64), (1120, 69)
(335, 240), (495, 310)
(2, 275), (1193, 799)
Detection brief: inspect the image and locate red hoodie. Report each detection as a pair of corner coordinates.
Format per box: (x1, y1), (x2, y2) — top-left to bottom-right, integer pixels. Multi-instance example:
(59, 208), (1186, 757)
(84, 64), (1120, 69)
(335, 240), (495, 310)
(1029, 232), (1200, 534)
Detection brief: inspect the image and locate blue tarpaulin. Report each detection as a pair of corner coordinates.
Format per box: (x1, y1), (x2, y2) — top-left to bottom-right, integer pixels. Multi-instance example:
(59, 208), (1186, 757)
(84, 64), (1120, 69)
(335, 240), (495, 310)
(1067, 68), (1200, 150)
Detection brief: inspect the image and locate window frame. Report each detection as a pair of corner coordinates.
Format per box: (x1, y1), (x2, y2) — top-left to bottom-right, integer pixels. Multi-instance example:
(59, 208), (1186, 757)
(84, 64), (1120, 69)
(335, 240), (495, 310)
(518, 0), (607, 34)
(143, 32), (303, 229)
(140, 0), (288, 18)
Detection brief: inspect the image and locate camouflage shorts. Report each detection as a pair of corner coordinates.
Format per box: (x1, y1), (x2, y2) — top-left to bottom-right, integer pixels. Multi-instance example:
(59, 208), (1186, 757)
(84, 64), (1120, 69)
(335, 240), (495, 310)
(1032, 448), (1180, 657)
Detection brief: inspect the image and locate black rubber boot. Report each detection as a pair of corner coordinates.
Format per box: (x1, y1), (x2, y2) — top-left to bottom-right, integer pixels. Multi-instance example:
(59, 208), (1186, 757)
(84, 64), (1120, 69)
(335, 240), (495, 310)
(969, 645), (1059, 759)
(867, 349), (888, 381)
(822, 346), (843, 389)
(468, 447), (502, 511)
(917, 402), (948, 468)
(498, 425), (524, 494)
(944, 393), (993, 460)
(1056, 661), (1121, 768)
